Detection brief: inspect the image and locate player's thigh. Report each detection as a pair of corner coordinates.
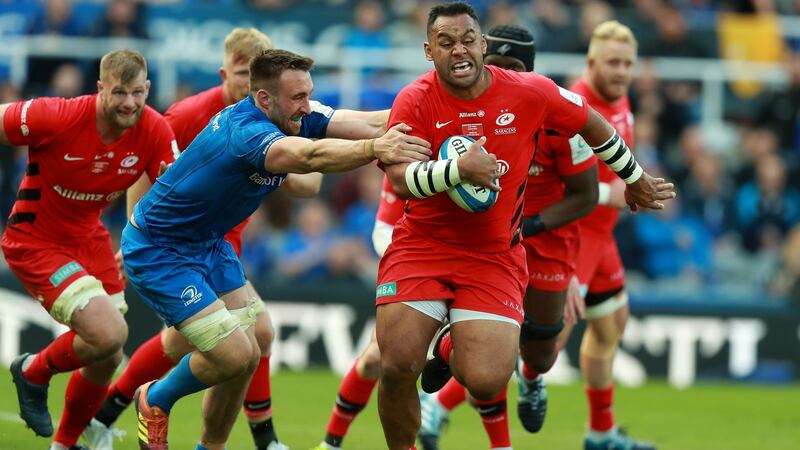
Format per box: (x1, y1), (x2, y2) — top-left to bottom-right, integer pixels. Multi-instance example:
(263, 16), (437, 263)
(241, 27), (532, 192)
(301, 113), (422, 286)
(450, 318), (519, 392)
(524, 287), (567, 326)
(376, 302), (441, 376)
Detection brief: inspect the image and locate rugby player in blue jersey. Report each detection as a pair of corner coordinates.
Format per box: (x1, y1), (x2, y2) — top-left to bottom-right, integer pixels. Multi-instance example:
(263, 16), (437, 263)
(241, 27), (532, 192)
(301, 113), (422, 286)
(122, 49), (432, 450)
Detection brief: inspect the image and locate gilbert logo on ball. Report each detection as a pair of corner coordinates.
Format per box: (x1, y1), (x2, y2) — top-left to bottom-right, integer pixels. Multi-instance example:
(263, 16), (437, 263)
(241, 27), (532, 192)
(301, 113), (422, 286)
(438, 135), (499, 213)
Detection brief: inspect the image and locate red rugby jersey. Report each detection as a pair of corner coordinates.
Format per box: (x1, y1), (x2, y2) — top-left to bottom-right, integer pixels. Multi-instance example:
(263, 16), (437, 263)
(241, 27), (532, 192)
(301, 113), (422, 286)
(3, 95), (176, 244)
(164, 85), (250, 255)
(388, 65), (589, 252)
(571, 78), (634, 236)
(523, 131), (597, 217)
(376, 176), (405, 226)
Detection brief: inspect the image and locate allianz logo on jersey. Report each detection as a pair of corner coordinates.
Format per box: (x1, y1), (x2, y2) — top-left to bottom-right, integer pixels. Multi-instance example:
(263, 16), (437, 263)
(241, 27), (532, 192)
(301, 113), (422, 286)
(53, 185), (124, 202)
(249, 172), (286, 186)
(181, 285), (203, 306)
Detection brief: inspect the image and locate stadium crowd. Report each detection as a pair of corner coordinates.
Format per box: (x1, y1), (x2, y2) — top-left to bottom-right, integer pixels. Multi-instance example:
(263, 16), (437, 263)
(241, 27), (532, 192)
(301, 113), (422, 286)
(0, 0), (799, 302)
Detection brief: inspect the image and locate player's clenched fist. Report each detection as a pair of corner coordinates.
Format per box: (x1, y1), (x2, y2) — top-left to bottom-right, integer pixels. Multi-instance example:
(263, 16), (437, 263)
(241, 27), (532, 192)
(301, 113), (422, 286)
(374, 122), (432, 165)
(624, 172), (675, 212)
(457, 136), (503, 192)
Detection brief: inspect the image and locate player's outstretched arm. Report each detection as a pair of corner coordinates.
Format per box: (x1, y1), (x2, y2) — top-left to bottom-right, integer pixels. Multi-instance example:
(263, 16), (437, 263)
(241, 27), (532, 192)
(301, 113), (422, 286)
(385, 136), (503, 200)
(522, 166), (599, 238)
(0, 103), (11, 145)
(265, 123), (431, 174)
(282, 173), (323, 198)
(578, 108), (675, 211)
(326, 109), (390, 140)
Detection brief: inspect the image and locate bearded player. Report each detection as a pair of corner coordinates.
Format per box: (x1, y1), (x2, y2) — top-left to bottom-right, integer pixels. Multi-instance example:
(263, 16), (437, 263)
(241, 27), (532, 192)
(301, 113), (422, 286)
(2, 49), (176, 450)
(85, 28), (290, 450)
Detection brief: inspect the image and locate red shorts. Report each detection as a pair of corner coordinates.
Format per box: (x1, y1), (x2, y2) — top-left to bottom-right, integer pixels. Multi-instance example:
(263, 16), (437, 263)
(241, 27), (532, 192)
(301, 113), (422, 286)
(575, 231), (625, 295)
(1, 227), (124, 312)
(376, 224), (527, 324)
(522, 223), (579, 292)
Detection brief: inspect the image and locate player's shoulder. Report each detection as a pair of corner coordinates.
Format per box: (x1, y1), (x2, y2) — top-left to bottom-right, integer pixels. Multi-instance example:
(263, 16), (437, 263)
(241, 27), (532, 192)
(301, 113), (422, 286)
(34, 94), (94, 115)
(165, 85), (223, 117)
(139, 104), (172, 131)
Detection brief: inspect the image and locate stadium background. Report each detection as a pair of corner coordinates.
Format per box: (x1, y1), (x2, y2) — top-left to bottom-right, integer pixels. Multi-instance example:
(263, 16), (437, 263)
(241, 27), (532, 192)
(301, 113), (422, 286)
(0, 0), (799, 448)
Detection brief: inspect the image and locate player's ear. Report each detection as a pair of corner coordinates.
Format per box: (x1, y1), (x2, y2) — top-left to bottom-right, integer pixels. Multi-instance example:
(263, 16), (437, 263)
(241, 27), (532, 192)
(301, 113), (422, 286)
(144, 80), (151, 97)
(96, 80), (103, 94)
(219, 66), (227, 83)
(480, 34), (487, 54)
(424, 42), (433, 62)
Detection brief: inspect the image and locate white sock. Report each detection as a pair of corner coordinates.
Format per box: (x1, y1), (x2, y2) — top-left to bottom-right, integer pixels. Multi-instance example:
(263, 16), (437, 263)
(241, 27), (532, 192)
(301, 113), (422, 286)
(50, 442), (69, 450)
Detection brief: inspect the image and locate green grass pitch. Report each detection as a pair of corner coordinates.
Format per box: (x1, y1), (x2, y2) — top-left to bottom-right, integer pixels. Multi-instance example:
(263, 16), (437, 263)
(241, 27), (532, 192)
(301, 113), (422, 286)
(0, 368), (797, 449)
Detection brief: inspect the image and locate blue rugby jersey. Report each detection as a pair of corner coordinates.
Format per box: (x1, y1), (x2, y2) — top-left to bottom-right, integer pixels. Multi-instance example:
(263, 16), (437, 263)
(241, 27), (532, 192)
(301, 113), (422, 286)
(133, 96), (333, 247)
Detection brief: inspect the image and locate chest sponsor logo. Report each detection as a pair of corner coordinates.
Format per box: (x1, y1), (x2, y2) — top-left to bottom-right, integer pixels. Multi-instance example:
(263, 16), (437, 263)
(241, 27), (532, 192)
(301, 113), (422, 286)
(49, 261), (84, 287)
(249, 172), (285, 186)
(493, 127), (517, 135)
(461, 123), (484, 137)
(120, 155), (139, 167)
(496, 159), (510, 176)
(53, 184), (123, 202)
(495, 112), (515, 126)
(63, 154), (84, 161)
(95, 151), (114, 160)
(181, 285), (203, 306)
(459, 110), (485, 118)
(435, 120), (453, 129)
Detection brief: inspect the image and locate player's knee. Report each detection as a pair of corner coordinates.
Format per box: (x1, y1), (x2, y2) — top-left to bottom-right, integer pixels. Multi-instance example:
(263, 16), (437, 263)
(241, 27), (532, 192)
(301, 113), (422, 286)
(357, 344), (382, 380)
(254, 316), (274, 357)
(521, 349), (557, 375)
(520, 315), (564, 344)
(380, 353), (421, 385)
(462, 367), (511, 402)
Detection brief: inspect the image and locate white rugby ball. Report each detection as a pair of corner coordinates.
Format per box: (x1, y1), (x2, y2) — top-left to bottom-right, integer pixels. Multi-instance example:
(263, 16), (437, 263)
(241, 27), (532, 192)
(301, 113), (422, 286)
(438, 135), (499, 213)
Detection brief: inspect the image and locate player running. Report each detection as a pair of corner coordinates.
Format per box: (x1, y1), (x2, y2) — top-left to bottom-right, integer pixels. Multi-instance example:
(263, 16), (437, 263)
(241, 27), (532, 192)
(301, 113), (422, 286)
(417, 23), (600, 450)
(85, 28), (291, 450)
(1, 49), (176, 450)
(311, 176), (404, 450)
(125, 49), (431, 450)
(376, 3), (673, 449)
(554, 21), (657, 450)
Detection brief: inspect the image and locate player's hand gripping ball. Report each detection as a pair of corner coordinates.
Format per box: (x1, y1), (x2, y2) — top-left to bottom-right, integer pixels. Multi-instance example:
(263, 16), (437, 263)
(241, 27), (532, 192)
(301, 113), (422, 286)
(438, 135), (499, 212)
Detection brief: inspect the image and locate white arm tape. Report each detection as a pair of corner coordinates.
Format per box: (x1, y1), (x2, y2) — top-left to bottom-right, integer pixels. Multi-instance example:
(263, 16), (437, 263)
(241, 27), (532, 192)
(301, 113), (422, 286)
(597, 182), (611, 205)
(591, 131), (643, 184)
(405, 159), (461, 198)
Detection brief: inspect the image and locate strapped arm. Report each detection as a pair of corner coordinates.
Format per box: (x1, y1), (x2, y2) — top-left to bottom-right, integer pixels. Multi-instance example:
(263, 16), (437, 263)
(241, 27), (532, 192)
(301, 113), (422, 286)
(590, 131), (643, 184)
(404, 159), (461, 198)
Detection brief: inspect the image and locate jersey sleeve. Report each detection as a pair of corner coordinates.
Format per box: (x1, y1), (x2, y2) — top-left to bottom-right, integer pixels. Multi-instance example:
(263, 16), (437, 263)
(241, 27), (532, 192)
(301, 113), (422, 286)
(299, 100), (335, 139)
(376, 175), (405, 225)
(233, 121), (287, 170)
(144, 114), (179, 183)
(387, 85), (429, 142)
(3, 97), (77, 148)
(538, 77), (590, 138)
(551, 134), (597, 176)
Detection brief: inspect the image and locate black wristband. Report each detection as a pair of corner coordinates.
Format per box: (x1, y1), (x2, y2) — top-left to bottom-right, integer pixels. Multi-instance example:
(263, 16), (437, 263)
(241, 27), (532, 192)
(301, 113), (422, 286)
(521, 214), (546, 238)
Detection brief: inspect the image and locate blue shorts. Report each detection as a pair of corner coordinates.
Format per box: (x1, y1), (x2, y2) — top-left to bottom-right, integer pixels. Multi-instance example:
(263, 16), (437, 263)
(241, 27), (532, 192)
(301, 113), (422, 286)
(121, 222), (246, 327)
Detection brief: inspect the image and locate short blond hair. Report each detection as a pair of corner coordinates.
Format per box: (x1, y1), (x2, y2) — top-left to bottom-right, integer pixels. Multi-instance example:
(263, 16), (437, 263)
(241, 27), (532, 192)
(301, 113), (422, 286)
(99, 49), (147, 84)
(588, 20), (638, 58)
(224, 28), (273, 67)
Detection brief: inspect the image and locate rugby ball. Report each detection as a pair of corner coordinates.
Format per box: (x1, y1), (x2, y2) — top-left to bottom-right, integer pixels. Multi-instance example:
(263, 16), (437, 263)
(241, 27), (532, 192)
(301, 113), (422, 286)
(438, 135), (499, 213)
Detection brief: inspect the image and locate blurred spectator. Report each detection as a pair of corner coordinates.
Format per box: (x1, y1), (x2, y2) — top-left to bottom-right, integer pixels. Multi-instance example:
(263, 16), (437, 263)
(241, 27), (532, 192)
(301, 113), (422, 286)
(634, 198), (714, 281)
(639, 4), (716, 58)
(46, 63), (84, 98)
(485, 2), (518, 30)
(773, 224), (800, 299)
(736, 152), (800, 252)
(340, 166), (383, 246)
(90, 0), (147, 39)
(278, 199), (339, 281)
(27, 0), (83, 36)
(758, 51), (800, 154)
(682, 152), (737, 238)
(249, 0), (295, 10)
(343, 0), (390, 50)
(0, 83), (23, 225)
(524, 0), (578, 53)
(240, 206), (277, 281)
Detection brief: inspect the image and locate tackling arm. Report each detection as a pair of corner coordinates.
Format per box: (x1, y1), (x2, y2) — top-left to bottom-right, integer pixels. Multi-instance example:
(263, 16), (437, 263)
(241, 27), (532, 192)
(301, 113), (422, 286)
(326, 109), (389, 140)
(265, 123), (431, 174)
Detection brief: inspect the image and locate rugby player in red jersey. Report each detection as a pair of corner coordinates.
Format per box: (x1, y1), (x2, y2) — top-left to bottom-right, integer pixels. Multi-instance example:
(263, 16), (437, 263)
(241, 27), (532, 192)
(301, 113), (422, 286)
(553, 21), (657, 450)
(86, 28), (291, 450)
(1, 49), (176, 450)
(417, 23), (599, 450)
(313, 176), (404, 450)
(375, 3), (673, 449)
